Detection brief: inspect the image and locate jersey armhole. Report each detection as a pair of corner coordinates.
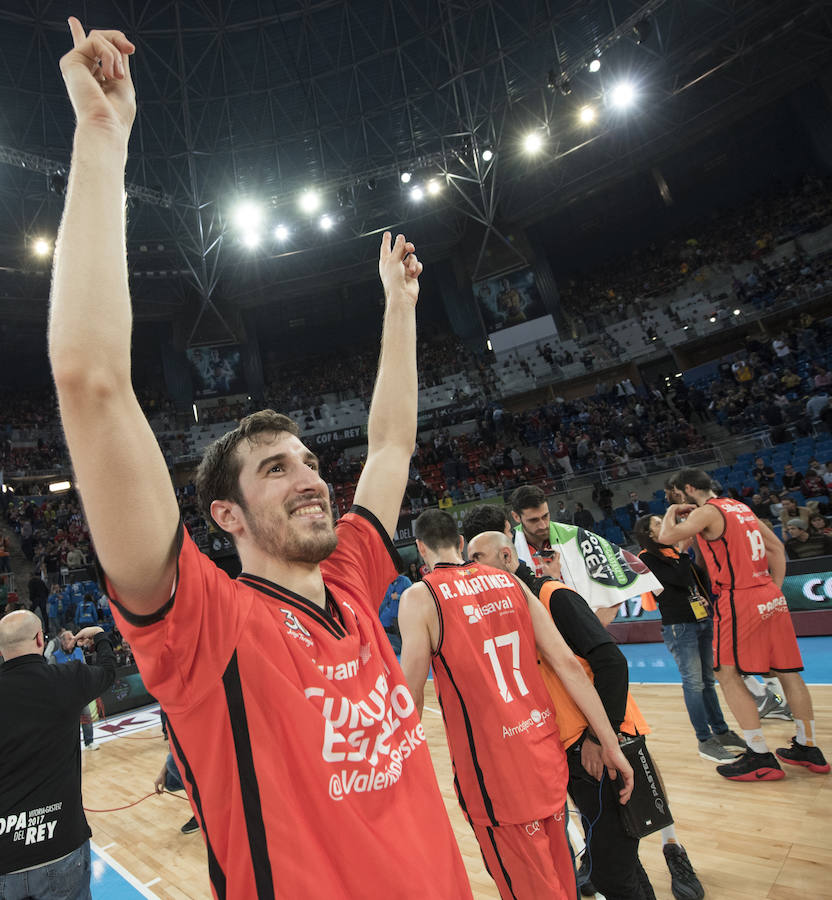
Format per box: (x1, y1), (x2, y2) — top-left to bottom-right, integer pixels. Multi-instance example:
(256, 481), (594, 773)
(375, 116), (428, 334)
(347, 504), (405, 572)
(702, 500), (726, 542)
(421, 580), (444, 656)
(97, 520), (184, 627)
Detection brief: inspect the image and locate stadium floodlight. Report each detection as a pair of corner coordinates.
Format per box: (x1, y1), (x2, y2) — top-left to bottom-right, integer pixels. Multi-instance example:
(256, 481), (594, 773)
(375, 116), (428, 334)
(298, 190), (321, 214)
(33, 238), (51, 256)
(733, 308), (741, 316)
(400, 171), (412, 184)
(523, 132), (544, 154)
(610, 81), (637, 109)
(709, 316), (716, 323)
(232, 200), (263, 231)
(241, 231), (261, 249)
(427, 179), (441, 195)
(319, 214), (333, 230)
(410, 186), (424, 202)
(588, 58), (601, 73)
(579, 106), (596, 124)
(48, 480), (71, 493)
(481, 148), (494, 162)
(274, 224), (290, 241)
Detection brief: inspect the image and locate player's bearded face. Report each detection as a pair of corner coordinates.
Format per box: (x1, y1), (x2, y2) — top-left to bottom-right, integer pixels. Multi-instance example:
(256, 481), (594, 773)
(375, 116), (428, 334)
(238, 436), (338, 563)
(243, 490), (337, 563)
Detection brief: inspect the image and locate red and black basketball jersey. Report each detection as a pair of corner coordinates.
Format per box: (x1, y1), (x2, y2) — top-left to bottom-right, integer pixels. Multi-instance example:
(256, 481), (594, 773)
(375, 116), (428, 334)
(697, 497), (775, 594)
(423, 562), (567, 827)
(105, 507), (472, 900)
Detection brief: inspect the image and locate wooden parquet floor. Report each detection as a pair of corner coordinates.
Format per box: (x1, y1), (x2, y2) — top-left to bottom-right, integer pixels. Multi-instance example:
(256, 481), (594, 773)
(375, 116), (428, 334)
(83, 683), (832, 899)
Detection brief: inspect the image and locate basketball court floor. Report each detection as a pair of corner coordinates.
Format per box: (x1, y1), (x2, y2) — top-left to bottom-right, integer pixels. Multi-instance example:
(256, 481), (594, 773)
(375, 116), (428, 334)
(83, 637), (832, 899)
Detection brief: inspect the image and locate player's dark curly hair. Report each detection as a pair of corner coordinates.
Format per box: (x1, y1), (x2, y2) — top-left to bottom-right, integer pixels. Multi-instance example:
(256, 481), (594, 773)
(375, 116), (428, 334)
(195, 409), (300, 529)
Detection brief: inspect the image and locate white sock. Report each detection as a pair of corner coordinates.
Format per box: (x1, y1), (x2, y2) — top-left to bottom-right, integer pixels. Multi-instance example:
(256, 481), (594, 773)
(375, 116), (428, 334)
(763, 676), (784, 697)
(744, 729), (768, 754)
(660, 825), (677, 846)
(796, 720), (815, 747)
(743, 676), (766, 698)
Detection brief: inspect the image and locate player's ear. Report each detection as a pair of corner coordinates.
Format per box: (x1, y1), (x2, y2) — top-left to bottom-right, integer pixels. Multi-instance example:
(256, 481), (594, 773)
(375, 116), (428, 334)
(457, 534), (464, 555)
(210, 499), (243, 537)
(510, 511), (521, 524)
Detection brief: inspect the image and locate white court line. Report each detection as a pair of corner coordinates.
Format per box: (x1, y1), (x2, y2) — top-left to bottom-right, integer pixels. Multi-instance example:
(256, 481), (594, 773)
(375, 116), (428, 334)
(98, 842), (115, 851)
(423, 705), (441, 715)
(91, 842), (160, 898)
(143, 877), (161, 888)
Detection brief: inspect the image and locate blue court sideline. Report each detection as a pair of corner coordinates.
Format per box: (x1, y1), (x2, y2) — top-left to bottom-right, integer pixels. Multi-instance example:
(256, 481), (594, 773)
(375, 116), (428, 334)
(91, 844), (159, 898)
(621, 636), (832, 684)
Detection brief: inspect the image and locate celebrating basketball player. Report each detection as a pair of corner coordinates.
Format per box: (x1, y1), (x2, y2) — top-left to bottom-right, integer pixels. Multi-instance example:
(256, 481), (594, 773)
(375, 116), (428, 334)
(660, 468), (828, 780)
(399, 509), (633, 900)
(49, 19), (473, 898)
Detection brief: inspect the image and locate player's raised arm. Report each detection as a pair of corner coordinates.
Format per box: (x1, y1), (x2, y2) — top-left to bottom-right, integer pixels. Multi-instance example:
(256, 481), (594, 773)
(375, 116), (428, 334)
(49, 19), (180, 614)
(352, 232), (422, 537)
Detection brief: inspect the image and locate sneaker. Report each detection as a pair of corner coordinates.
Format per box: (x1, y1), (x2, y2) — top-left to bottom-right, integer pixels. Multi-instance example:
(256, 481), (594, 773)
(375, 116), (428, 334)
(181, 816), (200, 834)
(714, 729), (746, 750)
(576, 854), (596, 896)
(698, 737), (742, 763)
(716, 749), (784, 781)
(84, 742), (99, 751)
(663, 843), (704, 900)
(757, 690), (793, 720)
(775, 738), (830, 774)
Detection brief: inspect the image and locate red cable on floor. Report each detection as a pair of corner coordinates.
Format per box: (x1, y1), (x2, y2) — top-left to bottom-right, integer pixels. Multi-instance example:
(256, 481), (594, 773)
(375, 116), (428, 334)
(83, 790), (189, 813)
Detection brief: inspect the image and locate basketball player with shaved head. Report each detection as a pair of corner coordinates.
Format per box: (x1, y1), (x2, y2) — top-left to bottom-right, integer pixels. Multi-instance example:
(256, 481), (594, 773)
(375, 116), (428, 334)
(48, 18), (472, 898)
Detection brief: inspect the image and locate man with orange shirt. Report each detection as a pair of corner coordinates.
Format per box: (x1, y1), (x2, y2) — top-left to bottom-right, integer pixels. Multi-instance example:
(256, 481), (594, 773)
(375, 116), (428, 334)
(399, 509), (632, 900)
(48, 19), (472, 898)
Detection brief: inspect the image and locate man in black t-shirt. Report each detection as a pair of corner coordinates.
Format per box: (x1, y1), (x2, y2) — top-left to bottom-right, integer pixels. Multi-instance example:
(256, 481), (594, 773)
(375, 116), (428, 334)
(0, 611), (116, 893)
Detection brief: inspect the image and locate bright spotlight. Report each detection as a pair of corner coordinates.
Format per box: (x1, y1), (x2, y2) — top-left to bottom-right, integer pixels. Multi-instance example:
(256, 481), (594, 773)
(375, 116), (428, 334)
(33, 238), (51, 257)
(241, 232), (261, 249)
(274, 224), (290, 241)
(579, 106), (596, 124)
(400, 171), (412, 184)
(733, 308), (741, 316)
(588, 58), (601, 73)
(482, 149), (493, 162)
(427, 179), (441, 196)
(709, 316), (716, 323)
(610, 81), (636, 109)
(298, 190), (320, 214)
(48, 480), (71, 493)
(319, 214), (333, 231)
(232, 201), (263, 230)
(523, 132), (543, 154)
(410, 186), (424, 202)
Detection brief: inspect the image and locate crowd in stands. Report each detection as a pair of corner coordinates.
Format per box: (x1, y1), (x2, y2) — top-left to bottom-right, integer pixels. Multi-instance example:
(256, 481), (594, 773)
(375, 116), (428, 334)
(684, 313), (832, 436)
(560, 176), (832, 336)
(6, 494), (92, 577)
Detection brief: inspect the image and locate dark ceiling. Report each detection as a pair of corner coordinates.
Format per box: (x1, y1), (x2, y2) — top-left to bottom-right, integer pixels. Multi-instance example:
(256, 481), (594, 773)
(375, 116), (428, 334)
(0, 0), (830, 339)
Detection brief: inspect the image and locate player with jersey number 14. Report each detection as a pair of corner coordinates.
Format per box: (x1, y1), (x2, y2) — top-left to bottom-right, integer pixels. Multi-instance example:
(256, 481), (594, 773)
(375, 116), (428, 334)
(659, 468), (829, 782)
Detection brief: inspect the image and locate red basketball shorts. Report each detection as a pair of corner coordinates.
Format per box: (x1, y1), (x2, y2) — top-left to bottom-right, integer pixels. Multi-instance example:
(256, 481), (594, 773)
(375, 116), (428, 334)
(713, 584), (803, 675)
(472, 809), (575, 900)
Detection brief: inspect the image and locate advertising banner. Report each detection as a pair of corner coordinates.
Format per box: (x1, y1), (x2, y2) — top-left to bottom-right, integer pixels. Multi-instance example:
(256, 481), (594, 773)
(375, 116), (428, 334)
(473, 267), (546, 333)
(187, 345), (246, 398)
